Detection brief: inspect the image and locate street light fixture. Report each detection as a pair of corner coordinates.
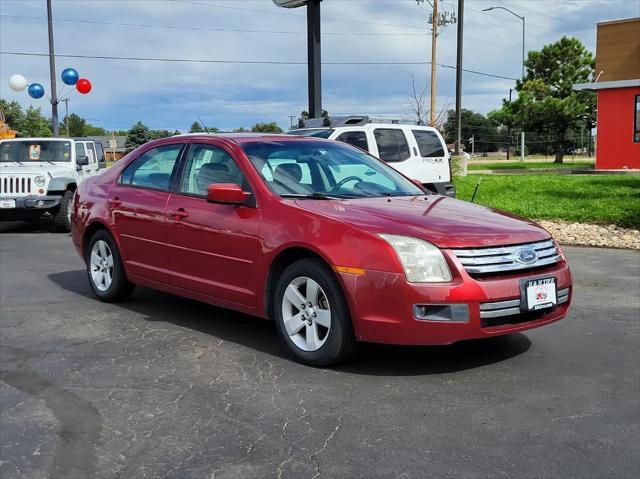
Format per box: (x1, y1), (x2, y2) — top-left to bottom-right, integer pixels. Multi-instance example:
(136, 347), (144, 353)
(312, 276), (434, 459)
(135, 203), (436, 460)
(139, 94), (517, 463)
(483, 6), (526, 161)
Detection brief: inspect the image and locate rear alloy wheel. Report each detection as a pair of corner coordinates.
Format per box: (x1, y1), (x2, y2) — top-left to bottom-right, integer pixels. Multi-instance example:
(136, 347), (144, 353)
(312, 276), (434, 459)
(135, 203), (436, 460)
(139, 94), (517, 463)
(86, 230), (135, 302)
(274, 259), (356, 366)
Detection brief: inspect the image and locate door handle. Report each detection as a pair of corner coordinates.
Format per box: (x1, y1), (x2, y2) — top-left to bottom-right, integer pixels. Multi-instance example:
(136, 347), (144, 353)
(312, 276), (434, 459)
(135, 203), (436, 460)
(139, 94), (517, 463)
(109, 197), (122, 207)
(169, 208), (189, 220)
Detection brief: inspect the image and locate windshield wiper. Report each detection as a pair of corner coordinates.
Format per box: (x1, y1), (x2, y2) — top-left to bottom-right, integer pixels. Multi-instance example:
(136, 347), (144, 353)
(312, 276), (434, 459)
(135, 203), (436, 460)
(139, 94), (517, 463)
(280, 193), (344, 200)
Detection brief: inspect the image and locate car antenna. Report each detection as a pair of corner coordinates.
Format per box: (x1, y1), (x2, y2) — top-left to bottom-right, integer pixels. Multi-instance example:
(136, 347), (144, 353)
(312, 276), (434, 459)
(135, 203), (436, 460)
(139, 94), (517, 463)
(471, 177), (482, 203)
(197, 114), (209, 133)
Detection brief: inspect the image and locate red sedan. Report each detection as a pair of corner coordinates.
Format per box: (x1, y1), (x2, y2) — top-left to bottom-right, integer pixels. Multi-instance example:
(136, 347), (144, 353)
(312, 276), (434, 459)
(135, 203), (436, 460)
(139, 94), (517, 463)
(71, 134), (572, 366)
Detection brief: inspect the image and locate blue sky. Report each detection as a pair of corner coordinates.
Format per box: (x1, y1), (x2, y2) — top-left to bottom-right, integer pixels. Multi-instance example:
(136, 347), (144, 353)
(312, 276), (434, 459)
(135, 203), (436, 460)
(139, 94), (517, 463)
(1, 0), (638, 132)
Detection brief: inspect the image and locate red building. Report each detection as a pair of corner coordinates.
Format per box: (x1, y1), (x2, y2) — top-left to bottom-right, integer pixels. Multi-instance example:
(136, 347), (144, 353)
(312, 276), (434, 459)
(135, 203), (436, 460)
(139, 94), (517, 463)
(574, 18), (640, 170)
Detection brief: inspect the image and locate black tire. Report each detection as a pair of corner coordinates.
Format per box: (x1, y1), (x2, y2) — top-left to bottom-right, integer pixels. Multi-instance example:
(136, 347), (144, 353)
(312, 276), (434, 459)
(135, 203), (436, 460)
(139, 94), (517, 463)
(85, 229), (135, 302)
(273, 258), (357, 367)
(53, 189), (74, 232)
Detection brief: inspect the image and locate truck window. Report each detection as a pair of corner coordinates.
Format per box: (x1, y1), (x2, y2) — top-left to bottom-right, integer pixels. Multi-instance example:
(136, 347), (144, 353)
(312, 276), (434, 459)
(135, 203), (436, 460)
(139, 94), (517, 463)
(412, 130), (445, 157)
(336, 131), (368, 152)
(373, 129), (410, 163)
(94, 142), (105, 162)
(87, 143), (97, 163)
(75, 143), (86, 158)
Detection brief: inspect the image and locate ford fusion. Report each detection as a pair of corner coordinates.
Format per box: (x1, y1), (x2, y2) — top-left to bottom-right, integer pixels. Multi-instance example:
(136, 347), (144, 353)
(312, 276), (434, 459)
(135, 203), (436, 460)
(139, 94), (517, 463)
(71, 134), (572, 366)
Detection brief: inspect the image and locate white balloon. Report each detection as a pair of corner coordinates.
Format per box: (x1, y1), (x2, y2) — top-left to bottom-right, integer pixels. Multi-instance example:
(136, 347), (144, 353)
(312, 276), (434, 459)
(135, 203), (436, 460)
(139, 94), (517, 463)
(9, 74), (28, 92)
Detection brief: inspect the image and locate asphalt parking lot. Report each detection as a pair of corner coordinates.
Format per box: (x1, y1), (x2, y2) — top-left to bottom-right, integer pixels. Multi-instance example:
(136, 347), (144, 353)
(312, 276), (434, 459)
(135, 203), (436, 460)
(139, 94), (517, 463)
(1, 220), (639, 479)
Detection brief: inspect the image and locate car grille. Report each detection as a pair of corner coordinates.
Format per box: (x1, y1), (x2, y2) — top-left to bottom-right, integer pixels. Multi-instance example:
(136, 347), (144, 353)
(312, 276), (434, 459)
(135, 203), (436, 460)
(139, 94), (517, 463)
(0, 176), (33, 195)
(451, 239), (561, 275)
(479, 288), (570, 321)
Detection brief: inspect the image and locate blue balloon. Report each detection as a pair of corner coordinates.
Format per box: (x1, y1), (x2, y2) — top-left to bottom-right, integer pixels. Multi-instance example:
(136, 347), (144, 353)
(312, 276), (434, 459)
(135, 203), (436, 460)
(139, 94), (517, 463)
(28, 83), (45, 99)
(61, 67), (79, 86)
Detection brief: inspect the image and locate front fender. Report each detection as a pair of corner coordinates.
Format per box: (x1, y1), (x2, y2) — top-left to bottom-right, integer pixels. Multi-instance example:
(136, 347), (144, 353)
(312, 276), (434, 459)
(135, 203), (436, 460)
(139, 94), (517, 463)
(47, 176), (76, 193)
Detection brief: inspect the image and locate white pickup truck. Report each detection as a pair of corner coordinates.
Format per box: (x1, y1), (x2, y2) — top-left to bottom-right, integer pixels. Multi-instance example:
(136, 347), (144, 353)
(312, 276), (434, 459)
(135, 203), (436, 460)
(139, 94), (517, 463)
(0, 137), (105, 231)
(289, 116), (455, 197)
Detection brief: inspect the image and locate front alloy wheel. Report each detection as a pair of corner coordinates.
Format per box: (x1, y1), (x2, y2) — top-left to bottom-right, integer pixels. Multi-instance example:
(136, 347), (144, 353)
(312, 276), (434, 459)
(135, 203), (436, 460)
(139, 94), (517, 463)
(274, 258), (356, 366)
(282, 277), (332, 352)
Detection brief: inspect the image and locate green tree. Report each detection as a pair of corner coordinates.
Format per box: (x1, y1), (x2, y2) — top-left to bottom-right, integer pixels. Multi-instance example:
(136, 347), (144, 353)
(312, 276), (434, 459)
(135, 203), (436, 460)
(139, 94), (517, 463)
(59, 113), (87, 137)
(189, 121), (204, 133)
(0, 99), (25, 132)
(22, 106), (52, 137)
(490, 36), (596, 163)
(443, 109), (500, 153)
(149, 129), (172, 140)
(251, 122), (284, 133)
(125, 121), (150, 151)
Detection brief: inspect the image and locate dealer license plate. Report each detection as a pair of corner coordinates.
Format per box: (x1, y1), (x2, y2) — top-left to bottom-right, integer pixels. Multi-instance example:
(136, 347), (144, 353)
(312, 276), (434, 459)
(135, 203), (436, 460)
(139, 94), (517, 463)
(523, 277), (557, 311)
(0, 199), (16, 209)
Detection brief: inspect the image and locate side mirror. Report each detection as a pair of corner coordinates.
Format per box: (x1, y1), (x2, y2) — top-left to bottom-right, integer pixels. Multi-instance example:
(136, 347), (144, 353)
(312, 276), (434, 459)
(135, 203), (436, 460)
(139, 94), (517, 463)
(76, 155), (89, 166)
(206, 183), (251, 205)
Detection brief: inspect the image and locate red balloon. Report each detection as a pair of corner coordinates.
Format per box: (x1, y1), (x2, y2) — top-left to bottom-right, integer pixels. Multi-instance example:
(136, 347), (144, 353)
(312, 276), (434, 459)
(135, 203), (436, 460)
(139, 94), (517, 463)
(76, 78), (92, 94)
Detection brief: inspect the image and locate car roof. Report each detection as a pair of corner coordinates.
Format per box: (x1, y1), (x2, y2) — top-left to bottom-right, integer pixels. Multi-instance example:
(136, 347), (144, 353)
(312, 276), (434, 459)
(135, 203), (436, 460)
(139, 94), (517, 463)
(151, 133), (327, 145)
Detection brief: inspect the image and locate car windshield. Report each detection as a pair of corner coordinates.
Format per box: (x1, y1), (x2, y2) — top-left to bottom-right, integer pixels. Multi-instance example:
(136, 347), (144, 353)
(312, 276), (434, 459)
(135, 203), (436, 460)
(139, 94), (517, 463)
(286, 129), (334, 139)
(0, 140), (72, 163)
(242, 140), (424, 199)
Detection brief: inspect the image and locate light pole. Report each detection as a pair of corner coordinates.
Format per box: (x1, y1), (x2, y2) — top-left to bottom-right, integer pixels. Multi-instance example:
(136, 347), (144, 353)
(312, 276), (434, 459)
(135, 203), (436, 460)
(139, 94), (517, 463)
(483, 6), (525, 161)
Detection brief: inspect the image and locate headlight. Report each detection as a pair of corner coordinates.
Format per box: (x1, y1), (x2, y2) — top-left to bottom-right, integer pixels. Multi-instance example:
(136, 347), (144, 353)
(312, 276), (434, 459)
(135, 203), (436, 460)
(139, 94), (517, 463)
(379, 234), (452, 283)
(34, 175), (46, 187)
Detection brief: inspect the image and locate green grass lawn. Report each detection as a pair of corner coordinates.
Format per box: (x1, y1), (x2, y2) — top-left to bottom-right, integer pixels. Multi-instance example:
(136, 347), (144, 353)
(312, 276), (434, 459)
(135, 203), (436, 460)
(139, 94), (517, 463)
(468, 161), (594, 170)
(453, 174), (640, 228)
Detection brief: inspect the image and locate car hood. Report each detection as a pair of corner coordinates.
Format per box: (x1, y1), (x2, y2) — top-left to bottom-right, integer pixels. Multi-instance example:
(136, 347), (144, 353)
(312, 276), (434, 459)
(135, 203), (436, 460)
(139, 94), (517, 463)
(0, 162), (75, 176)
(293, 195), (550, 248)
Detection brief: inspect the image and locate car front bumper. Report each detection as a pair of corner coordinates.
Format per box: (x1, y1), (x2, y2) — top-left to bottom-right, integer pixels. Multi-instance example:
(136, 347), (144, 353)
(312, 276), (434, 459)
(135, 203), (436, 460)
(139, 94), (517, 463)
(338, 255), (572, 346)
(0, 195), (62, 221)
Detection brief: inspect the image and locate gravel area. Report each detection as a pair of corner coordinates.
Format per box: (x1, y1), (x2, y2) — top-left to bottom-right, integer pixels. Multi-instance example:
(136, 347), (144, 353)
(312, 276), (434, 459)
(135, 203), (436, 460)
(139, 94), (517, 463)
(538, 220), (640, 250)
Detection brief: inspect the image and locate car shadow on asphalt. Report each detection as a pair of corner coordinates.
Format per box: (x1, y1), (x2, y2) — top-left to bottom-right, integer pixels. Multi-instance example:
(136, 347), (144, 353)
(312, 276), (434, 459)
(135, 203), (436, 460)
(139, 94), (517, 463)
(0, 219), (60, 234)
(48, 269), (532, 376)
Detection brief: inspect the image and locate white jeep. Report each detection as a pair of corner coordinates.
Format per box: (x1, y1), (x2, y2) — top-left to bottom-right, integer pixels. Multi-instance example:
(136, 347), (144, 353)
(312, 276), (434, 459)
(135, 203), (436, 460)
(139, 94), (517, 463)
(288, 116), (455, 197)
(0, 137), (105, 231)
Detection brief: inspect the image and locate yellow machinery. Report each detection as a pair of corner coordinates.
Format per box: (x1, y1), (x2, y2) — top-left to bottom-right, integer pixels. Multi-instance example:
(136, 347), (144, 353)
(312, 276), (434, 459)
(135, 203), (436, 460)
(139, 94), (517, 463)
(0, 109), (17, 139)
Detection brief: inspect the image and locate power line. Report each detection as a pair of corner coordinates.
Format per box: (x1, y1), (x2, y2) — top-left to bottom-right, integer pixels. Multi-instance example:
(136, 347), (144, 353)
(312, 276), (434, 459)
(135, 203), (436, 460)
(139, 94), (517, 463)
(0, 51), (518, 81)
(0, 14), (521, 50)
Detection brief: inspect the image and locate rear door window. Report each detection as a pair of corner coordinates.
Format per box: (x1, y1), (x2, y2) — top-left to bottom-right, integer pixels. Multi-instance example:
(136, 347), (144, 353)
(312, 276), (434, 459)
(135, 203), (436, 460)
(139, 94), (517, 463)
(120, 144), (184, 191)
(412, 130), (445, 157)
(336, 131), (369, 152)
(373, 129), (410, 162)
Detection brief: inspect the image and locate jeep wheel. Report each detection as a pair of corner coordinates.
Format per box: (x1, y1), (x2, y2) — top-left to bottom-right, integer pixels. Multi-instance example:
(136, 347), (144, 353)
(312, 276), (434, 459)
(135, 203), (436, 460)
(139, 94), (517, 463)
(273, 258), (357, 367)
(53, 190), (74, 232)
(86, 230), (135, 302)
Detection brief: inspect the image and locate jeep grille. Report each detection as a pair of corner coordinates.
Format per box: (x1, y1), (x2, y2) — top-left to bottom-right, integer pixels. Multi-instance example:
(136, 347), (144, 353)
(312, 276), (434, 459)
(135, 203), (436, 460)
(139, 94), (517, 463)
(1, 176), (33, 195)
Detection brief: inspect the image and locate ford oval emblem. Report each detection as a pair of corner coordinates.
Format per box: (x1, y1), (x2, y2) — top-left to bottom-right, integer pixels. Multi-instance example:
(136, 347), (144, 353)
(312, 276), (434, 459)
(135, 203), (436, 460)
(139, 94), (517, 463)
(514, 248), (538, 265)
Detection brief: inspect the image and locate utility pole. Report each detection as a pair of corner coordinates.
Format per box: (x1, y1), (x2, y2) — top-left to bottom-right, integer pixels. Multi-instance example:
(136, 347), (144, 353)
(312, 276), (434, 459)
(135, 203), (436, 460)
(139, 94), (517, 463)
(454, 0), (464, 155)
(416, 1), (456, 127)
(506, 88), (512, 159)
(288, 115), (297, 130)
(429, 0), (438, 127)
(46, 0), (59, 136)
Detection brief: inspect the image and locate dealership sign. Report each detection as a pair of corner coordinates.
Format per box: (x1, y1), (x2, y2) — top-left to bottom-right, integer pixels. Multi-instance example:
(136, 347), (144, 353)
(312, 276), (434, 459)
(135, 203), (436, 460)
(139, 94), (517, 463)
(272, 0), (309, 7)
